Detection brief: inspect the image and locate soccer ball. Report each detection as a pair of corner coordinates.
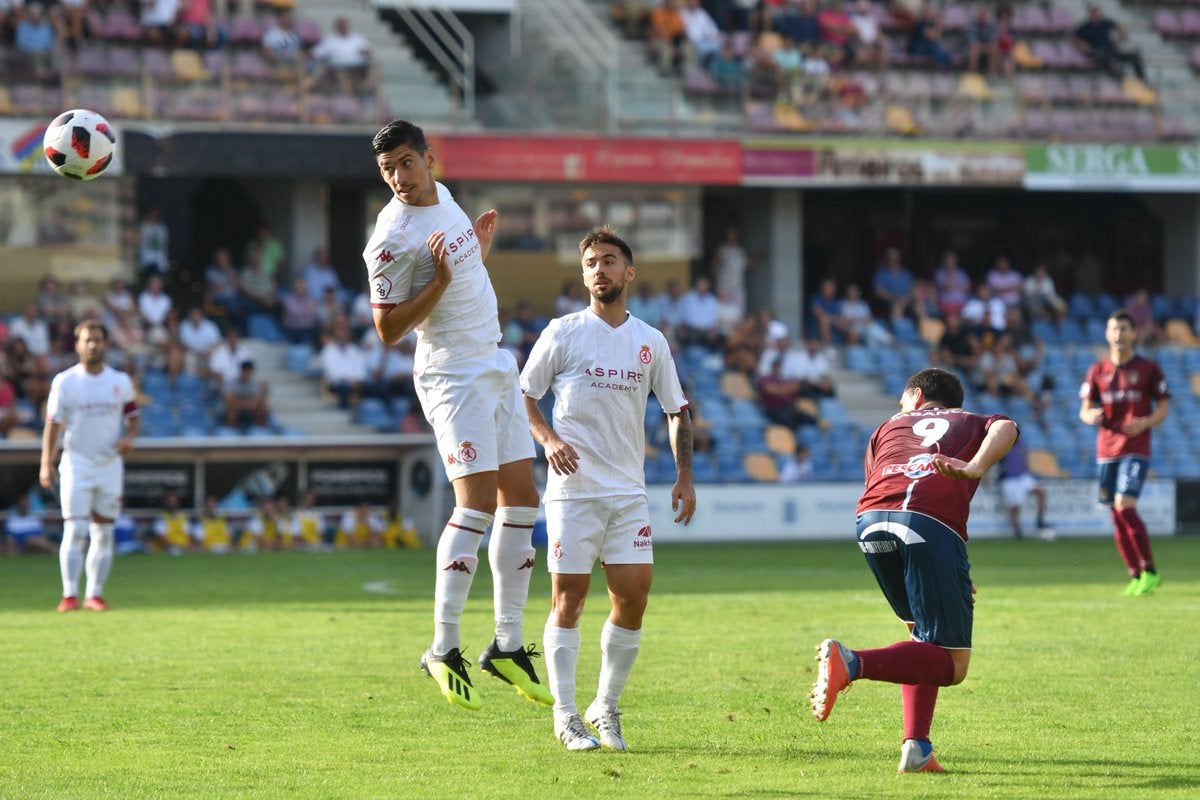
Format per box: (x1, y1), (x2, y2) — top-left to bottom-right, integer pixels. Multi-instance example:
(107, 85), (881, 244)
(42, 109), (115, 181)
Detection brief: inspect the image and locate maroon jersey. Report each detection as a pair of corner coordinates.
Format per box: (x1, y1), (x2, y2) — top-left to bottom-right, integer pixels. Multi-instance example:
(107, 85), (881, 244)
(856, 407), (1009, 540)
(1080, 355), (1169, 460)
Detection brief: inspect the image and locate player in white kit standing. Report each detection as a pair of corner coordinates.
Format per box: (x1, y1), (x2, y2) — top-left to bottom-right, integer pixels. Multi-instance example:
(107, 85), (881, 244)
(364, 119), (551, 710)
(521, 225), (697, 751)
(40, 320), (139, 612)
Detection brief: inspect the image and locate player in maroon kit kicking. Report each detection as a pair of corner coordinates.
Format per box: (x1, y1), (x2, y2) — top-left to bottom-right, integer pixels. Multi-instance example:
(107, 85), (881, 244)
(1079, 309), (1170, 597)
(809, 368), (1018, 774)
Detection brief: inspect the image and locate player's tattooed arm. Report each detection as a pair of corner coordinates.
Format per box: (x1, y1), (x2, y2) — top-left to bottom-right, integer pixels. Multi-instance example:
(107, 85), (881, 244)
(667, 409), (696, 525)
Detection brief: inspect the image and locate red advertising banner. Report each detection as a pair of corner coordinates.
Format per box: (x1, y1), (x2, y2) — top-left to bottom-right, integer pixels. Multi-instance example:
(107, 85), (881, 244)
(429, 133), (742, 185)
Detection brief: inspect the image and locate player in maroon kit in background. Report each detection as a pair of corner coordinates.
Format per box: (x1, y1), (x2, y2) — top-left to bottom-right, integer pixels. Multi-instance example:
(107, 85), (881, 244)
(1079, 309), (1170, 597)
(809, 368), (1018, 774)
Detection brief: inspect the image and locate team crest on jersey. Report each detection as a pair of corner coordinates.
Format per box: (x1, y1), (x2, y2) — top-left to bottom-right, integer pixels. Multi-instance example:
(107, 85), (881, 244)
(639, 345), (652, 364)
(881, 453), (937, 479)
(551, 540), (563, 561)
(373, 276), (393, 299)
(376, 249), (395, 264)
(1130, 373), (1140, 385)
(457, 441), (478, 463)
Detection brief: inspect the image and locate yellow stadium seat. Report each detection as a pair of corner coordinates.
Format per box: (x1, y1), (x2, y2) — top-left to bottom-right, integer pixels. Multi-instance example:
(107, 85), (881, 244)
(1013, 41), (1043, 69)
(171, 49), (210, 82)
(1165, 319), (1197, 346)
(765, 424), (796, 457)
(1028, 449), (1064, 478)
(959, 72), (992, 100)
(885, 105), (920, 136)
(743, 452), (780, 482)
(720, 370), (757, 401)
(919, 317), (946, 346)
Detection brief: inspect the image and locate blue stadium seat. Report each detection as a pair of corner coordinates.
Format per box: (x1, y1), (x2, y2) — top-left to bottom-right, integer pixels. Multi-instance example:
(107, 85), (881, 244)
(1151, 294), (1174, 322)
(285, 344), (314, 373)
(844, 345), (873, 372)
(1095, 294), (1120, 318)
(247, 313), (285, 342)
(891, 317), (921, 345)
(1068, 293), (1096, 321)
(1031, 319), (1060, 345)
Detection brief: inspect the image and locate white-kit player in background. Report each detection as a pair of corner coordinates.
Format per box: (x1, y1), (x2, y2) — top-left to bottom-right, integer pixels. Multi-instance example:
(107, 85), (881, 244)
(521, 225), (697, 751)
(40, 320), (139, 612)
(363, 119), (550, 711)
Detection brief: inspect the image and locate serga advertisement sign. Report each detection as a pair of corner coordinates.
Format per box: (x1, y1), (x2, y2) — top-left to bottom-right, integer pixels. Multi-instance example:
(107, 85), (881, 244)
(1025, 143), (1200, 191)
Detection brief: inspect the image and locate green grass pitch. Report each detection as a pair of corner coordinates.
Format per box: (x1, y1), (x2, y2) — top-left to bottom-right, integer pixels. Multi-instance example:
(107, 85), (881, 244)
(1, 536), (1197, 799)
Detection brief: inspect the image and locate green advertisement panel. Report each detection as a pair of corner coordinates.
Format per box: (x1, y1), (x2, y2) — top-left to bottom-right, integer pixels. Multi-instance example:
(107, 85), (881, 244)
(1025, 143), (1200, 191)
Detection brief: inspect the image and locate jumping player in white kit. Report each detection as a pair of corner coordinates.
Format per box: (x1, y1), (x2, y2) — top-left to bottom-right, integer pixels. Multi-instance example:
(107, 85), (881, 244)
(521, 225), (697, 751)
(40, 320), (139, 612)
(364, 119), (550, 710)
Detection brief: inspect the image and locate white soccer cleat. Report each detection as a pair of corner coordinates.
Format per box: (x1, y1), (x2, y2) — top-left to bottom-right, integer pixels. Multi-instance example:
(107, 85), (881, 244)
(585, 701), (628, 751)
(898, 739), (944, 773)
(556, 713), (600, 751)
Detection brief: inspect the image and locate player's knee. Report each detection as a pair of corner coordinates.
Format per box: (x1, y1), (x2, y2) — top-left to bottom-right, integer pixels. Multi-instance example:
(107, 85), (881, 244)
(948, 652), (971, 685)
(551, 589), (587, 626)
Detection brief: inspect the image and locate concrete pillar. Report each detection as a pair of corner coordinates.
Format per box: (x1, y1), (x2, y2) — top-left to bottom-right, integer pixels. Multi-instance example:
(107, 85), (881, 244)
(289, 179), (328, 280)
(1144, 193), (1200, 298)
(765, 188), (803, 337)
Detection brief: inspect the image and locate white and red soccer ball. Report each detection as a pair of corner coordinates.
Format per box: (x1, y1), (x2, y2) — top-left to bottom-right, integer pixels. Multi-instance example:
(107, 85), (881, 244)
(43, 109), (115, 181)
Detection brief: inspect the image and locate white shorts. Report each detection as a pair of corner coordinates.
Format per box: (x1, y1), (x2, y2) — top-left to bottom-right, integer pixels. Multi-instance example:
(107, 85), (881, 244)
(1000, 473), (1039, 509)
(60, 461), (123, 520)
(544, 495), (653, 574)
(415, 345), (535, 481)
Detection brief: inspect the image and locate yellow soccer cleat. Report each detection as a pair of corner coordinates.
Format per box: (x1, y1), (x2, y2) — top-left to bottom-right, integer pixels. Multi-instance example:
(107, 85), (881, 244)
(478, 641), (554, 706)
(420, 647), (482, 710)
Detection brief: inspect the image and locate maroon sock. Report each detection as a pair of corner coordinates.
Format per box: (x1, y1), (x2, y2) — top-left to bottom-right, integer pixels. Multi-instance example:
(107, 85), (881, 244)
(1117, 507), (1156, 573)
(902, 683), (940, 741)
(1111, 508), (1141, 577)
(856, 640), (955, 687)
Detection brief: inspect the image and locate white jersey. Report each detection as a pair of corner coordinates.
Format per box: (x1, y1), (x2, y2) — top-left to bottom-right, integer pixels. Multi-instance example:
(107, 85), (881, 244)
(521, 309), (687, 501)
(46, 364), (138, 472)
(363, 182), (500, 367)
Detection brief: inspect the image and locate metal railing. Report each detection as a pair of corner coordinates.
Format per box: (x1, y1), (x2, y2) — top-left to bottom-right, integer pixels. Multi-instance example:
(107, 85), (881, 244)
(392, 4), (475, 122)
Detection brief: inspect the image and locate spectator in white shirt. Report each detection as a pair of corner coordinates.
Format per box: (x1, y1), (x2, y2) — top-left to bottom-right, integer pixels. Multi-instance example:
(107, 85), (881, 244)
(179, 307), (222, 373)
(138, 205), (170, 277)
(262, 10), (303, 66)
(680, 0), (722, 65)
(320, 320), (367, 409)
(208, 328), (254, 389)
(850, 0), (887, 67)
(103, 277), (137, 329)
(779, 443), (815, 483)
(309, 16), (372, 92)
(784, 337), (836, 397)
(303, 246), (343, 301)
(961, 283), (1007, 338)
(679, 276), (722, 349)
(138, 274), (173, 328)
(838, 284), (893, 348)
(10, 304), (50, 357)
(140, 0), (180, 45)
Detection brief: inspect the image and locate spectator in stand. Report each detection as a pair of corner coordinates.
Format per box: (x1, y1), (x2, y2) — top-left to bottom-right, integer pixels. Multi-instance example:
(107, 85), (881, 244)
(710, 42), (745, 92)
(5, 494), (56, 555)
(985, 255), (1023, 308)
(712, 226), (751, 318)
(65, 281), (100, 326)
(138, 206), (170, 280)
(838, 284), (893, 348)
(140, 0), (181, 46)
(366, 334), (417, 405)
(320, 319), (367, 409)
(10, 303), (50, 358)
(818, 0), (859, 65)
(994, 8), (1016, 79)
(906, 2), (951, 68)
(0, 376), (20, 438)
(554, 280), (587, 318)
(303, 246), (343, 302)
(937, 312), (979, 374)
(179, 307), (222, 375)
(281, 276), (320, 345)
(204, 247), (247, 333)
(715, 287), (743, 339)
(176, 0), (226, 50)
(679, 276), (723, 349)
(14, 3), (56, 82)
(627, 281), (664, 328)
(974, 332), (1029, 399)
(681, 0), (721, 66)
(138, 275), (173, 330)
(348, 287), (375, 338)
(223, 360), (270, 430)
(109, 309), (150, 374)
(247, 224), (286, 280)
(724, 311), (767, 376)
(509, 301), (543, 365)
(779, 443), (815, 483)
(757, 355), (811, 429)
(316, 285), (347, 339)
(5, 336), (50, 408)
(208, 328), (253, 391)
(872, 247), (914, 323)
(961, 283), (1007, 338)
(659, 278), (688, 336)
(37, 277), (71, 326)
(850, 0), (887, 68)
(1125, 289), (1161, 347)
(239, 249), (278, 316)
(1023, 263), (1067, 322)
(809, 277), (844, 345)
(773, 36), (804, 75)
(745, 46), (783, 100)
(933, 249), (971, 318)
(1005, 306), (1044, 386)
(756, 319), (791, 377)
(611, 1), (650, 38)
(649, 0), (688, 75)
(775, 0), (821, 49)
(1072, 4), (1145, 82)
(58, 0), (89, 48)
(787, 337), (836, 398)
(309, 16), (373, 92)
(263, 10), (304, 68)
(966, 6), (998, 76)
(103, 278), (137, 329)
(399, 402), (431, 434)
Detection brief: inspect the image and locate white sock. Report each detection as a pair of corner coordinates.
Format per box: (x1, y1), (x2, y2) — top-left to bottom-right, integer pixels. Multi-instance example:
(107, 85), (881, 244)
(431, 507), (492, 654)
(489, 506), (538, 651)
(597, 620), (641, 711)
(85, 522), (115, 599)
(59, 518), (87, 598)
(544, 621), (580, 720)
